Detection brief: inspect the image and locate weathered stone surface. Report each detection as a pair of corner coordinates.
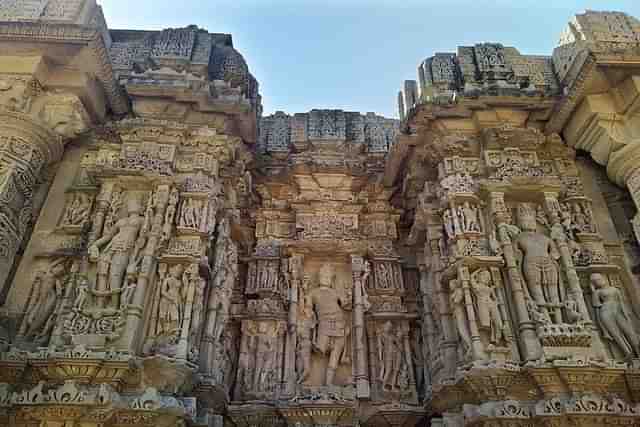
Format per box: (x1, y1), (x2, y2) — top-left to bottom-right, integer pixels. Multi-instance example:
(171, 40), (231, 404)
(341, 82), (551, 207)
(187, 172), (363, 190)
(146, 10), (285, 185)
(258, 109), (398, 154)
(0, 3), (640, 427)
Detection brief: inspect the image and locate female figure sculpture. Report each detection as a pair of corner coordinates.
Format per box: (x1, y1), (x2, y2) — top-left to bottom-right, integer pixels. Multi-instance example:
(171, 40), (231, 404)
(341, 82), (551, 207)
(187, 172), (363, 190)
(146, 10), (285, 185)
(158, 264), (184, 338)
(19, 258), (67, 343)
(591, 273), (640, 358)
(470, 269), (505, 345)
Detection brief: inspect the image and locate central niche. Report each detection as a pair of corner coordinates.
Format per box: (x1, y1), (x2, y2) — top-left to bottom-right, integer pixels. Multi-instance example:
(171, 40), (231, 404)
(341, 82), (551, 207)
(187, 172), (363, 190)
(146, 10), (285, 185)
(297, 260), (354, 390)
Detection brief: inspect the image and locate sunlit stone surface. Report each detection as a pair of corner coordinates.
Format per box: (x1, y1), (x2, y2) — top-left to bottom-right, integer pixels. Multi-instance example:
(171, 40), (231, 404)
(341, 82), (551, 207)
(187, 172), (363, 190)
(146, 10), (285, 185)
(0, 3), (640, 426)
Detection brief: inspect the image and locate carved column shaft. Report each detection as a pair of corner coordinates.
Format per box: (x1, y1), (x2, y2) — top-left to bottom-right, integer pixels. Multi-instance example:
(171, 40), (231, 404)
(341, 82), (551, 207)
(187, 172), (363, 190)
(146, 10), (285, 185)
(543, 192), (591, 323)
(200, 218), (236, 377)
(121, 184), (170, 351)
(88, 181), (116, 246)
(351, 254), (370, 398)
(489, 192), (542, 361)
(0, 115), (62, 296)
(418, 266), (434, 389)
(402, 327), (418, 393)
(176, 263), (197, 361)
(284, 254), (302, 395)
(458, 265), (485, 361)
(425, 227), (457, 378)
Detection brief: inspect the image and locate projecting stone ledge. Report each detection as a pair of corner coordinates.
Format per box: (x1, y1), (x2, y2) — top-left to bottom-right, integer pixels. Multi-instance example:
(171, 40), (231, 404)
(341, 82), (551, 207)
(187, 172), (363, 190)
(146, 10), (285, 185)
(259, 110), (399, 154)
(109, 26), (260, 112)
(397, 43), (559, 121)
(397, 10), (640, 124)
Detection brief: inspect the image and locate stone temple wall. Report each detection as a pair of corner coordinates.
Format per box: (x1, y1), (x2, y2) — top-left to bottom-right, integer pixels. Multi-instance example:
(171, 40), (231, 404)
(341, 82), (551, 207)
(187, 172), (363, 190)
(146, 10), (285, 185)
(0, 2), (640, 427)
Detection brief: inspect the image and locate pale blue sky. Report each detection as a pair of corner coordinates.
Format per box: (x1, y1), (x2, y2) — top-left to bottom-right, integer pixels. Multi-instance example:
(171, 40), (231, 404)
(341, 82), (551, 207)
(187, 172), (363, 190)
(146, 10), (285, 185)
(102, 0), (640, 118)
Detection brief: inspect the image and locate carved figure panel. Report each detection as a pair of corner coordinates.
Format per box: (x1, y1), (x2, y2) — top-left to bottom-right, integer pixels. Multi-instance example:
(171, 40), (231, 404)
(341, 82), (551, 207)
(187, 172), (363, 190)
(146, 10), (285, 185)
(60, 192), (94, 229)
(369, 261), (404, 293)
(296, 212), (358, 240)
(17, 258), (76, 347)
(590, 273), (640, 359)
(368, 320), (417, 401)
(235, 319), (285, 399)
(293, 262), (355, 392)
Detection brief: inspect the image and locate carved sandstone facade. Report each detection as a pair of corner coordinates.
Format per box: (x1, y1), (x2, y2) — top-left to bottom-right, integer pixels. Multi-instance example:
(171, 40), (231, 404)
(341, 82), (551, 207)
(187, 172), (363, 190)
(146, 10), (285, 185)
(0, 3), (639, 427)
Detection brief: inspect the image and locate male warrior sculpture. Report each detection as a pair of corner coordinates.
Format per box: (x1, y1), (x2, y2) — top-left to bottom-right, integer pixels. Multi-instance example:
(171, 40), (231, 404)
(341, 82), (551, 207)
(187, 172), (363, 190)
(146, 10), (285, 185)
(309, 263), (351, 386)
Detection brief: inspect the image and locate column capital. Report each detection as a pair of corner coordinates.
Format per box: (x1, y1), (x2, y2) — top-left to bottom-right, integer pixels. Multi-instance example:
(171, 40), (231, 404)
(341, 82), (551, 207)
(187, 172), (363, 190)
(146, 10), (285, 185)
(0, 109), (67, 165)
(607, 140), (640, 188)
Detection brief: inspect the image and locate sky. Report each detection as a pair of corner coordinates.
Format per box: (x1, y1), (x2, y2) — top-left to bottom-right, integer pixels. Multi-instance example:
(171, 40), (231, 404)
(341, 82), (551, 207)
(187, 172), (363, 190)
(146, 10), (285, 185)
(101, 0), (640, 119)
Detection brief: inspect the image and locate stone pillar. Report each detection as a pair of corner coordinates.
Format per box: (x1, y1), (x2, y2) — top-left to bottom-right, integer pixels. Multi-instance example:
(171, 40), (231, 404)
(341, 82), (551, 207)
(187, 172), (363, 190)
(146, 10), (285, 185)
(283, 254), (303, 396)
(542, 192), (591, 321)
(351, 254), (370, 399)
(120, 185), (170, 351)
(418, 265), (434, 390)
(425, 225), (457, 379)
(0, 112), (64, 297)
(458, 265), (485, 361)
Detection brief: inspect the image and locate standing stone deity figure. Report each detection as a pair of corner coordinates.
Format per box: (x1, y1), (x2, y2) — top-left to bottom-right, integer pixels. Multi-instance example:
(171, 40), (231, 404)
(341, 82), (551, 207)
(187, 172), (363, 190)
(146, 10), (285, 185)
(280, 258), (291, 295)
(254, 323), (277, 391)
(162, 188), (179, 243)
(265, 261), (278, 291)
(470, 269), (505, 345)
(296, 322), (313, 384)
(157, 264), (185, 338)
(72, 277), (90, 312)
(514, 204), (563, 324)
(214, 328), (237, 386)
(186, 263), (206, 360)
(200, 218), (239, 377)
(309, 264), (350, 386)
(571, 204), (588, 231)
(237, 322), (257, 392)
(19, 258), (67, 342)
(449, 279), (471, 359)
(462, 202), (481, 232)
(581, 202), (595, 232)
(180, 198), (200, 229)
(296, 276), (314, 384)
(456, 206), (465, 233)
(120, 281), (137, 309)
(410, 328), (425, 393)
(591, 273), (640, 358)
(377, 263), (392, 289)
(89, 194), (145, 309)
(377, 322), (403, 391)
(443, 209), (455, 239)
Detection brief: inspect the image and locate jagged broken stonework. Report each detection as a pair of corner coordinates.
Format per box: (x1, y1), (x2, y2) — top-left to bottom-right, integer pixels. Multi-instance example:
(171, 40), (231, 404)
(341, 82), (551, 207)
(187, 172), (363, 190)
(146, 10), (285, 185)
(0, 3), (640, 427)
